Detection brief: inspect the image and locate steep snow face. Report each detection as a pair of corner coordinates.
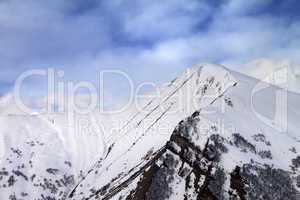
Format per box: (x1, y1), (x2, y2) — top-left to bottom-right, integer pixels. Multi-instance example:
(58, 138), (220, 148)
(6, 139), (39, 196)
(115, 74), (300, 199)
(174, 67), (300, 199)
(0, 64), (236, 200)
(68, 64), (237, 199)
(69, 63), (300, 200)
(1, 63), (300, 199)
(201, 68), (300, 171)
(240, 59), (300, 93)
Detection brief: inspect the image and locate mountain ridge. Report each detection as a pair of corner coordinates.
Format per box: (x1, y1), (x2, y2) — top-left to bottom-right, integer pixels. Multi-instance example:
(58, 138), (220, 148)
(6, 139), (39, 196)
(0, 63), (299, 199)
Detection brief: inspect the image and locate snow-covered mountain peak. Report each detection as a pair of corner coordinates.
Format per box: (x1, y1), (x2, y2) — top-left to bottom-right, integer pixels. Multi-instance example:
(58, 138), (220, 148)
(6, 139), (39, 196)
(69, 63), (300, 200)
(1, 63), (300, 200)
(66, 63), (238, 199)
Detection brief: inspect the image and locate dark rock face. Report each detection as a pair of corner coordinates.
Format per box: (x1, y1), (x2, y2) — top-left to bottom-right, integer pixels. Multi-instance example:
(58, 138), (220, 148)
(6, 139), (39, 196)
(231, 133), (256, 153)
(292, 156), (300, 168)
(123, 114), (299, 200)
(258, 150), (273, 159)
(126, 114), (228, 200)
(240, 164), (298, 200)
(139, 140), (225, 200)
(296, 175), (300, 188)
(146, 154), (176, 200)
(207, 166), (227, 200)
(229, 166), (247, 200)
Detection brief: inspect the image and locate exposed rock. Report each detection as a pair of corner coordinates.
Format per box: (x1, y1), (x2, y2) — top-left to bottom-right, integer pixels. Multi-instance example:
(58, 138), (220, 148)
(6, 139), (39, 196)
(7, 175), (16, 187)
(225, 97), (234, 107)
(241, 164), (298, 200)
(292, 156), (300, 168)
(290, 147), (297, 154)
(46, 168), (60, 175)
(231, 133), (256, 153)
(229, 166), (247, 200)
(258, 150), (273, 159)
(253, 134), (271, 146)
(123, 120), (299, 200)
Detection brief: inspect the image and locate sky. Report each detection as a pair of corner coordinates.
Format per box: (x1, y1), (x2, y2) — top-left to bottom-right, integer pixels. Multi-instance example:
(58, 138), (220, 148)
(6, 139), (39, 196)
(0, 0), (300, 108)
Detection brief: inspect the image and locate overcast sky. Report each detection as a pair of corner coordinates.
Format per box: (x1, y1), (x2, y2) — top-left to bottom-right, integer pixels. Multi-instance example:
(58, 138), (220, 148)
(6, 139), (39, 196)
(0, 0), (300, 107)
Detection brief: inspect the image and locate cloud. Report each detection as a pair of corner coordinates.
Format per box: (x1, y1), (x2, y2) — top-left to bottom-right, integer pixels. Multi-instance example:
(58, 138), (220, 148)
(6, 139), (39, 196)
(0, 0), (300, 106)
(118, 0), (212, 41)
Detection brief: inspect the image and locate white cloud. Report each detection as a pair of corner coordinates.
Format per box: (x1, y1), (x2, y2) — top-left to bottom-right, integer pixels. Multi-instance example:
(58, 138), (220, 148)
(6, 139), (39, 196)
(1, 0), (300, 104)
(119, 0), (211, 40)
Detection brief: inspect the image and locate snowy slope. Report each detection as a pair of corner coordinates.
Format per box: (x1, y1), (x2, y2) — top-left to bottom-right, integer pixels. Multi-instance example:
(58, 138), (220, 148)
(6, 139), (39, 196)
(239, 59), (300, 93)
(0, 63), (299, 199)
(65, 64), (227, 198)
(0, 114), (76, 199)
(0, 100), (114, 199)
(69, 64), (300, 199)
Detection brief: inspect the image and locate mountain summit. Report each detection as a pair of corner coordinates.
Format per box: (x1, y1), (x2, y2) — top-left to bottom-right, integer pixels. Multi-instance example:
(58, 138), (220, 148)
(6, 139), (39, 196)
(0, 64), (300, 200)
(69, 64), (300, 200)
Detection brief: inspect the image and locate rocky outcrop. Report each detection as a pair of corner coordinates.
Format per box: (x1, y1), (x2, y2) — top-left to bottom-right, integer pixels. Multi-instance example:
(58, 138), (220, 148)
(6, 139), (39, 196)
(124, 113), (300, 200)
